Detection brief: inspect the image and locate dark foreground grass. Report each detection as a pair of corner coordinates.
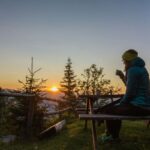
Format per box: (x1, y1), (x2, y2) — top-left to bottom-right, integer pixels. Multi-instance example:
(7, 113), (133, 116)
(0, 119), (150, 150)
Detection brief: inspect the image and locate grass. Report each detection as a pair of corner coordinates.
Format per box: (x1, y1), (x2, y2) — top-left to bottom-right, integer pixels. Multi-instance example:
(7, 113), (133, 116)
(0, 119), (150, 150)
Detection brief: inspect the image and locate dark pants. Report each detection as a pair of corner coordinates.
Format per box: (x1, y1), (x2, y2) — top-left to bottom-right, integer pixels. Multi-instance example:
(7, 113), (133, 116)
(97, 99), (150, 138)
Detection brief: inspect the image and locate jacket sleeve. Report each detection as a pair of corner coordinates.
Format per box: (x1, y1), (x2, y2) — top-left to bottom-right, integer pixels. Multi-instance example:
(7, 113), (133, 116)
(120, 68), (139, 104)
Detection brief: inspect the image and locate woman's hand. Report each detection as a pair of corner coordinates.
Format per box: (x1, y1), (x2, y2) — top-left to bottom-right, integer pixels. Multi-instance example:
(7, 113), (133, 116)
(116, 70), (124, 79)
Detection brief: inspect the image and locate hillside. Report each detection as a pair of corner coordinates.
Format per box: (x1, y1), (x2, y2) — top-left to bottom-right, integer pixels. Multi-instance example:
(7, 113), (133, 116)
(0, 119), (150, 150)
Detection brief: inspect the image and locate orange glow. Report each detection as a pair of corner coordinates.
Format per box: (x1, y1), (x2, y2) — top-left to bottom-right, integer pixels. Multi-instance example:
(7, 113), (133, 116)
(49, 86), (59, 92)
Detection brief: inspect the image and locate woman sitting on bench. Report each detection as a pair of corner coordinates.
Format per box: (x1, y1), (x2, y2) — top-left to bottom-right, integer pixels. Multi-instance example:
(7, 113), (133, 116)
(97, 49), (150, 142)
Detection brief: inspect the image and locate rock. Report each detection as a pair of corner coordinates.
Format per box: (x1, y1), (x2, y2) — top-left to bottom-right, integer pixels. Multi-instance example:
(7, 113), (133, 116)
(0, 135), (16, 143)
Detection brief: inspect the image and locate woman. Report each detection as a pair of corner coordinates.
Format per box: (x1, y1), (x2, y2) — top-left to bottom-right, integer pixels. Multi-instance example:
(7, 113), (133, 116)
(98, 49), (150, 142)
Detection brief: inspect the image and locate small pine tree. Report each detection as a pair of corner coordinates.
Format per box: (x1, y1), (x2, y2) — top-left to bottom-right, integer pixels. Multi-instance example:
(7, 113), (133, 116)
(60, 58), (77, 110)
(10, 57), (47, 137)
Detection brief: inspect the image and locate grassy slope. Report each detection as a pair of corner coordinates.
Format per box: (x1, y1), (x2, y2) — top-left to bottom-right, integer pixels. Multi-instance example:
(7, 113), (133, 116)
(0, 119), (150, 150)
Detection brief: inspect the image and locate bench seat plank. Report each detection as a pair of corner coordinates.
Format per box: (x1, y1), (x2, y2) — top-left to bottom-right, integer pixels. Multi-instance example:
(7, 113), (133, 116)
(79, 114), (150, 120)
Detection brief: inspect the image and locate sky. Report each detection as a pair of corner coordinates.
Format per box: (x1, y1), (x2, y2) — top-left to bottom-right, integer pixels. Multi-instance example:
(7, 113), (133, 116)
(0, 0), (150, 90)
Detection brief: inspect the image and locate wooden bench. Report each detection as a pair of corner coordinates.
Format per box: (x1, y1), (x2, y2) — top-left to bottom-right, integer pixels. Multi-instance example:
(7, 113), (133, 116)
(78, 94), (124, 129)
(79, 114), (150, 150)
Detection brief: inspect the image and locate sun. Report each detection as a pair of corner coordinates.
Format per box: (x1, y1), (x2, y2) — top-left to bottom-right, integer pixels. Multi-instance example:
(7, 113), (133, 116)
(49, 86), (59, 92)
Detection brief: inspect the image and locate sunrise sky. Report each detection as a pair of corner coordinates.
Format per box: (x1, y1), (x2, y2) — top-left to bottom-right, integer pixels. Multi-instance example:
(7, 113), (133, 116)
(0, 0), (150, 90)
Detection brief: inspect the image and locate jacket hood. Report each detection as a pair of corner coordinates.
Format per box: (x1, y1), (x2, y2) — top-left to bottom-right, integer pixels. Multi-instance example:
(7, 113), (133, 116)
(131, 57), (145, 67)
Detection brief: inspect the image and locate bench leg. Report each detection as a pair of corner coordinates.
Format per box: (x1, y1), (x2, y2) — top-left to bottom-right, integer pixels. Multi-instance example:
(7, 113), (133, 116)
(84, 99), (89, 129)
(91, 120), (98, 150)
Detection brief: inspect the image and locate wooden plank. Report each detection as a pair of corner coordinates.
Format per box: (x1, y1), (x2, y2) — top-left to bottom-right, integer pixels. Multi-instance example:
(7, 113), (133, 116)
(79, 114), (150, 120)
(26, 96), (35, 138)
(75, 108), (98, 111)
(38, 120), (66, 140)
(79, 94), (123, 100)
(91, 120), (97, 150)
(0, 92), (34, 97)
(46, 107), (71, 115)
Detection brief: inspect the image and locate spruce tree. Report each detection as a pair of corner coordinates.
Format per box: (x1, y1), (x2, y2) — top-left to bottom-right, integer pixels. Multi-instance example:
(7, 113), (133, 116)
(60, 58), (76, 110)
